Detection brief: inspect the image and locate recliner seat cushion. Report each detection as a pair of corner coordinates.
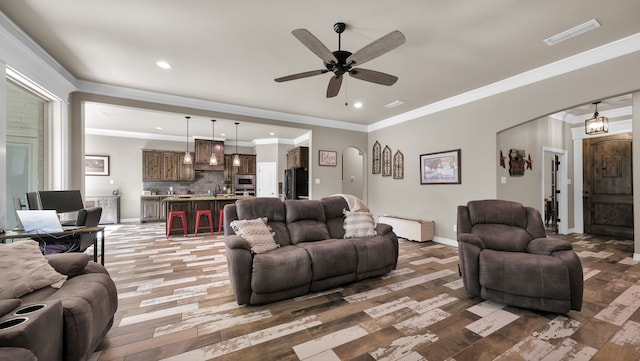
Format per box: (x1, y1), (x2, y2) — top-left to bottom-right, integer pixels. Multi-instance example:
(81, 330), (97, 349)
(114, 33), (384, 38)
(251, 246), (312, 294)
(297, 239), (357, 281)
(349, 236), (397, 279)
(479, 250), (570, 300)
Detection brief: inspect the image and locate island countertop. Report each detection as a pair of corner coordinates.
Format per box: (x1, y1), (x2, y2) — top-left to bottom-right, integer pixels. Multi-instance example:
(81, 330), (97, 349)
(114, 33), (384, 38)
(162, 195), (251, 202)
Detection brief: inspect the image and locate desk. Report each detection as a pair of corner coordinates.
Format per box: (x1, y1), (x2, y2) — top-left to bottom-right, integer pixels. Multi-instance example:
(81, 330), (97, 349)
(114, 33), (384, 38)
(0, 226), (105, 265)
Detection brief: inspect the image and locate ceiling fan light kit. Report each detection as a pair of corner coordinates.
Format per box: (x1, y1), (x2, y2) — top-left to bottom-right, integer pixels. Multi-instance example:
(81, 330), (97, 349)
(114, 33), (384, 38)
(275, 22), (405, 98)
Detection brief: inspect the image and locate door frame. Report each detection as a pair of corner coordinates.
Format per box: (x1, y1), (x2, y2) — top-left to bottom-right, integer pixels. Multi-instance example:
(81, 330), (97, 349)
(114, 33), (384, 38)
(542, 147), (568, 234)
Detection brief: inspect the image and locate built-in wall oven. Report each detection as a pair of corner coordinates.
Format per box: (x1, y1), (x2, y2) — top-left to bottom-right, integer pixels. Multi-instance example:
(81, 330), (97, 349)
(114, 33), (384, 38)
(234, 174), (256, 196)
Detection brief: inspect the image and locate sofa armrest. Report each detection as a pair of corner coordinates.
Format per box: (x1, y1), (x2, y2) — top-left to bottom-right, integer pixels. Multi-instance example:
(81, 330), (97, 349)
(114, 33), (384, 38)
(457, 233), (485, 249)
(45, 253), (90, 277)
(376, 223), (393, 236)
(224, 234), (251, 250)
(527, 237), (572, 256)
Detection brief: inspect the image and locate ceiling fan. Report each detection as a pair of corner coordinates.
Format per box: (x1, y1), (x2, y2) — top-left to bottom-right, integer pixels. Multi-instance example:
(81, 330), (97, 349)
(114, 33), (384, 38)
(275, 22), (406, 98)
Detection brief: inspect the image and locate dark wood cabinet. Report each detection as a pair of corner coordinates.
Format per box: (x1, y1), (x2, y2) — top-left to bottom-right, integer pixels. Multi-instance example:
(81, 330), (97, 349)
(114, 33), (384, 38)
(142, 150), (194, 182)
(140, 196), (167, 223)
(142, 150), (162, 181)
(194, 139), (224, 171)
(223, 154), (256, 182)
(287, 146), (309, 169)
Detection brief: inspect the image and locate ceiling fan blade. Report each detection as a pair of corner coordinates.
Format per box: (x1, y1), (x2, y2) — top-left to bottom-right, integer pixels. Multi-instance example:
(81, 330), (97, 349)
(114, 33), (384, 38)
(346, 30), (406, 66)
(326, 75), (343, 98)
(349, 68), (398, 86)
(292, 29), (338, 65)
(275, 69), (328, 82)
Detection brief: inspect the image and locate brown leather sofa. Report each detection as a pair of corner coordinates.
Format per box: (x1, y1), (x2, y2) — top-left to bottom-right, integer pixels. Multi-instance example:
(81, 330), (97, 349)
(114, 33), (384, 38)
(457, 199), (583, 314)
(224, 196), (398, 305)
(0, 252), (117, 361)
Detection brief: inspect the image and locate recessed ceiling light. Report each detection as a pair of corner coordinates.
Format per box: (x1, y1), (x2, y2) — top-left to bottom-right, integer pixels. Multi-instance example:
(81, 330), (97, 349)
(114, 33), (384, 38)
(155, 60), (172, 69)
(384, 100), (404, 108)
(155, 126), (163, 130)
(353, 102), (363, 109)
(544, 19), (601, 46)
(269, 132), (275, 136)
(220, 133), (226, 137)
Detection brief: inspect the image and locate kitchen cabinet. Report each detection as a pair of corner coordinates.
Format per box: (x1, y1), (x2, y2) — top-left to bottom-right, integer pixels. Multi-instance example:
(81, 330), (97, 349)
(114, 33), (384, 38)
(142, 150), (194, 182)
(194, 139), (224, 171)
(223, 154), (256, 182)
(140, 196), (167, 223)
(85, 196), (121, 224)
(143, 150), (162, 181)
(287, 146), (309, 169)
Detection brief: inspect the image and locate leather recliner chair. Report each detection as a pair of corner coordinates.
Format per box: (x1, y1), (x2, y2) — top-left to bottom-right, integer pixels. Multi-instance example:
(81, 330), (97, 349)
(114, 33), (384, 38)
(457, 199), (583, 314)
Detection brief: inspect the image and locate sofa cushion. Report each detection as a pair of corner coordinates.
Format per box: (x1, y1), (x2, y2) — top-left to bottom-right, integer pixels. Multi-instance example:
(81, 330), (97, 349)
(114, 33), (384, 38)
(0, 240), (67, 299)
(297, 239), (357, 281)
(285, 200), (330, 244)
(235, 198), (290, 246)
(321, 196), (348, 238)
(349, 236), (397, 279)
(230, 218), (279, 254)
(251, 246), (312, 294)
(343, 209), (377, 238)
(45, 253), (90, 277)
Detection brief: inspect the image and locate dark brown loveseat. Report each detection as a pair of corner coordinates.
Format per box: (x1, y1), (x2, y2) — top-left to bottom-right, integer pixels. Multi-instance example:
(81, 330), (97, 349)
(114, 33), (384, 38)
(457, 199), (583, 314)
(224, 196), (398, 305)
(0, 247), (117, 361)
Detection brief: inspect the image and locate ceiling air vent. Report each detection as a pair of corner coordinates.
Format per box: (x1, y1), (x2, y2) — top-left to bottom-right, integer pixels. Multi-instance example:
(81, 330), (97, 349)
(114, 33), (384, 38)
(544, 19), (600, 46)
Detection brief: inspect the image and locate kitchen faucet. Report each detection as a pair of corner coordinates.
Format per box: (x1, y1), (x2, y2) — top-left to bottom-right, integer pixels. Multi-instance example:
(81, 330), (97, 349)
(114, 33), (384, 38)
(215, 184), (222, 195)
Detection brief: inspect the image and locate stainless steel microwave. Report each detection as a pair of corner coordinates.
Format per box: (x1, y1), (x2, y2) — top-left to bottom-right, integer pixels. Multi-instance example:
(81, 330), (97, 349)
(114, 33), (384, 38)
(234, 174), (256, 190)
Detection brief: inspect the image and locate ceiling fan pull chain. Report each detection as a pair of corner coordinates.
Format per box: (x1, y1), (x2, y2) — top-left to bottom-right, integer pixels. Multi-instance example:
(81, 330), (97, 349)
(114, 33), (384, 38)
(344, 77), (348, 106)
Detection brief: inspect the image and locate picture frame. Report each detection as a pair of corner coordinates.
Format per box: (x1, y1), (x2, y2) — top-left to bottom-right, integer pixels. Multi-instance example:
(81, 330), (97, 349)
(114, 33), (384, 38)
(85, 155), (110, 176)
(318, 150), (337, 166)
(420, 149), (461, 185)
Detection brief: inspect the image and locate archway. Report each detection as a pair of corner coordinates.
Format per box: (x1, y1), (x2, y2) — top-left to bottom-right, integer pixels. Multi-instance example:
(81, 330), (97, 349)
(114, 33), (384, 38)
(341, 146), (365, 201)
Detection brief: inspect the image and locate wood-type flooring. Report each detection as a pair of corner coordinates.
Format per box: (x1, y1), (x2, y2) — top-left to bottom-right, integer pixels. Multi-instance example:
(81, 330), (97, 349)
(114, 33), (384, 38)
(89, 223), (640, 361)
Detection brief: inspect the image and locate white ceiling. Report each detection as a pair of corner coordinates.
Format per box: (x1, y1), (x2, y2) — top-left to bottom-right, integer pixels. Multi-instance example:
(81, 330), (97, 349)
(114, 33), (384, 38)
(1, 1), (638, 142)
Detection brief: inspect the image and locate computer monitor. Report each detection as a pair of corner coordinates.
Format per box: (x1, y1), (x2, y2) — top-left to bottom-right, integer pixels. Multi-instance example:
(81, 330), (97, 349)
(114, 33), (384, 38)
(37, 190), (85, 214)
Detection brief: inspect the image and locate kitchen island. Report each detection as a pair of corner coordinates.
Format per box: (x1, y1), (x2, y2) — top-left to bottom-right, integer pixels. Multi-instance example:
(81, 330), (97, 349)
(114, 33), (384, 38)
(163, 195), (251, 235)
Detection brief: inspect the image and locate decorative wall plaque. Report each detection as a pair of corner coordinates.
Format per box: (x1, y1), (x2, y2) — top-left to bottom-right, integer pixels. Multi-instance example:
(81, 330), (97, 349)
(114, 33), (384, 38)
(393, 150), (404, 179)
(382, 145), (392, 176)
(372, 141), (381, 174)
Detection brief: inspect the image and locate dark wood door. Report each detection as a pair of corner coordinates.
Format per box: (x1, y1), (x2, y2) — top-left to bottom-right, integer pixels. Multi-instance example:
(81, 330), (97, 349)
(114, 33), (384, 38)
(583, 133), (633, 238)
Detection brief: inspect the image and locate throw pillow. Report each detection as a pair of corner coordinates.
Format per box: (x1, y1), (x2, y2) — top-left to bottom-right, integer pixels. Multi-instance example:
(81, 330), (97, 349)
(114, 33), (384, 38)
(230, 218), (279, 254)
(343, 209), (377, 238)
(0, 240), (67, 299)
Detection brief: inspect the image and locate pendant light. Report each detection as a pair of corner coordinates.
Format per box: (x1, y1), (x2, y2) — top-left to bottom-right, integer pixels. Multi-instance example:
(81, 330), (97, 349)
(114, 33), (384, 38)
(209, 119), (218, 165)
(233, 122), (241, 167)
(183, 116), (192, 164)
(584, 101), (609, 135)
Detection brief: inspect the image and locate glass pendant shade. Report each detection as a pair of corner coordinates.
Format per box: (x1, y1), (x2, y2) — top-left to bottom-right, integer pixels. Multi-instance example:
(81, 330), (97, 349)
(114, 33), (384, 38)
(584, 101), (609, 135)
(183, 116), (192, 164)
(209, 119), (218, 165)
(233, 122), (241, 167)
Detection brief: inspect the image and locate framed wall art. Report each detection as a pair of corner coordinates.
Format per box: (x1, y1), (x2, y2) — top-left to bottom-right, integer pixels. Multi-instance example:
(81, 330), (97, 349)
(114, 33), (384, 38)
(318, 150), (337, 166)
(393, 150), (404, 179)
(372, 141), (381, 174)
(85, 155), (110, 176)
(420, 149), (461, 185)
(382, 146), (392, 176)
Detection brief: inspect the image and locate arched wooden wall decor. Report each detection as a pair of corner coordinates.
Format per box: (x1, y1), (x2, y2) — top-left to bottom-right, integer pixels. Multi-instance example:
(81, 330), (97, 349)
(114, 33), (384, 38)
(372, 141), (381, 174)
(382, 145), (392, 176)
(393, 150), (404, 179)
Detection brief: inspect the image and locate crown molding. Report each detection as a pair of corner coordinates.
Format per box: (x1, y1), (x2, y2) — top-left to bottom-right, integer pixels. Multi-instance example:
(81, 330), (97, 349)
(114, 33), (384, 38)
(368, 32), (640, 132)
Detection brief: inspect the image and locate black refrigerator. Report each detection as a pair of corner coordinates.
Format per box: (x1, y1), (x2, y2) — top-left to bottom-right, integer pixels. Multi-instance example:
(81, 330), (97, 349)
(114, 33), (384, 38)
(284, 168), (308, 200)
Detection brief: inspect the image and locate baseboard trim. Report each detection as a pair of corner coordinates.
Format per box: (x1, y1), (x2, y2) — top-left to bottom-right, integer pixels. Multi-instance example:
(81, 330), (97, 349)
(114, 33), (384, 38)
(433, 236), (457, 248)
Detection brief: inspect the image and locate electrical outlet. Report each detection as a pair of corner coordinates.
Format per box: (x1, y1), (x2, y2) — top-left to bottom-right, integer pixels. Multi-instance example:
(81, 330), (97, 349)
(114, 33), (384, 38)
(453, 224), (457, 232)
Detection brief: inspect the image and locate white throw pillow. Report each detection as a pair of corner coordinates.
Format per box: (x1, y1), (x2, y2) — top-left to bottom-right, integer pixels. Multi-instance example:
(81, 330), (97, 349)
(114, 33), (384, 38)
(343, 209), (377, 238)
(230, 218), (279, 254)
(0, 240), (67, 299)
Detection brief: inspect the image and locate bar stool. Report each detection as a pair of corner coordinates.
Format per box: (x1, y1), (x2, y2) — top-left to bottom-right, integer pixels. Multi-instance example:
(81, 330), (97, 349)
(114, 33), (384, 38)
(218, 209), (224, 233)
(166, 211), (188, 238)
(195, 210), (214, 236)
